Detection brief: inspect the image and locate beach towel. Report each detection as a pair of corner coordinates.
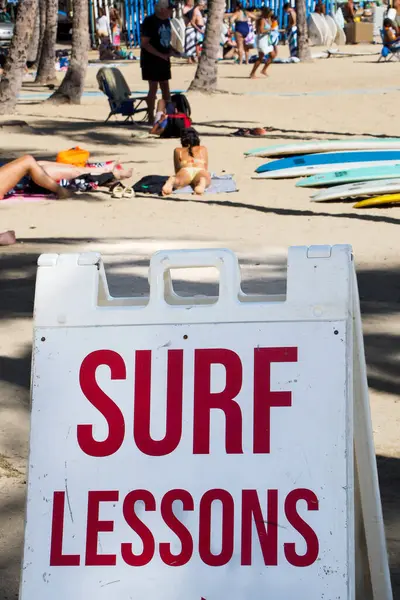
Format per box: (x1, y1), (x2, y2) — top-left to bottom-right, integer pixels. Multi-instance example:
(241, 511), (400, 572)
(133, 174), (237, 195)
(273, 56), (300, 63)
(270, 29), (280, 47)
(173, 174), (237, 195)
(185, 25), (197, 57)
(59, 172), (114, 192)
(288, 26), (298, 57)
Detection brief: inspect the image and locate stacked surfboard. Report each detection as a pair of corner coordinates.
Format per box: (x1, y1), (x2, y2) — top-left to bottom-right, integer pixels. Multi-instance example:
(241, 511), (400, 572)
(307, 12), (345, 47)
(246, 138), (400, 208)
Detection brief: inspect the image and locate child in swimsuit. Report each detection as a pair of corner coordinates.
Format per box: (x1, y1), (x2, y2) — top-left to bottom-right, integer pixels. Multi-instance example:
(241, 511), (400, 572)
(162, 128), (211, 196)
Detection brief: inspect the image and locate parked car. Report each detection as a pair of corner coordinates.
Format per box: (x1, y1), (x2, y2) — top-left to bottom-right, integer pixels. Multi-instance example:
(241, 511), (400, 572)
(0, 21), (14, 46)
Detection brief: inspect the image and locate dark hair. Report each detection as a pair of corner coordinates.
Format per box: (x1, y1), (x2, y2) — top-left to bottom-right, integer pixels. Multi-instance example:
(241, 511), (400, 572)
(261, 7), (272, 18)
(283, 3), (291, 9)
(181, 127), (200, 157)
(383, 17), (394, 27)
(171, 92), (191, 117)
(236, 2), (244, 9)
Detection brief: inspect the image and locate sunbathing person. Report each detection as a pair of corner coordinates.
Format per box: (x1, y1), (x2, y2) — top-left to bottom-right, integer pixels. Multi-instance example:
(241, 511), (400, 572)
(162, 128), (211, 196)
(0, 155), (132, 200)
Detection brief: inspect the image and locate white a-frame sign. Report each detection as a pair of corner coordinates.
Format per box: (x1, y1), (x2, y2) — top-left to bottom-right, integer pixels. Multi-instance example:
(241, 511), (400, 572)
(21, 245), (393, 600)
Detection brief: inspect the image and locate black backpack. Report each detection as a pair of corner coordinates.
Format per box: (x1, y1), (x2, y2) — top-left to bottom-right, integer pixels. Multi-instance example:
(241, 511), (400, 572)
(161, 113), (192, 139)
(133, 175), (168, 195)
(171, 93), (191, 118)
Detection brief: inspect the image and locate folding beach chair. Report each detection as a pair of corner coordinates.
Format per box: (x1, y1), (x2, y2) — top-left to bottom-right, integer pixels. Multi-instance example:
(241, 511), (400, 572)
(378, 29), (400, 62)
(97, 66), (148, 123)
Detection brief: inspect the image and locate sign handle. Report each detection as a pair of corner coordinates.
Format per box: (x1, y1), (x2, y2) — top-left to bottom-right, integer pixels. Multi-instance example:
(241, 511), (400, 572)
(148, 248), (241, 308)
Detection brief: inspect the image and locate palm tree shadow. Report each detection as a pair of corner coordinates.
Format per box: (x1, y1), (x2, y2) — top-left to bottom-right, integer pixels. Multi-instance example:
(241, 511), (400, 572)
(155, 194), (400, 227)
(195, 120), (400, 141)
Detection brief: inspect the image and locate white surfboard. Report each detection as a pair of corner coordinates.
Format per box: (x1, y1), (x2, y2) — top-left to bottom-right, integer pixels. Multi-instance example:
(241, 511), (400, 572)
(373, 6), (386, 36)
(335, 7), (345, 29)
(312, 178), (400, 201)
(245, 138), (400, 158)
(253, 160), (400, 179)
(171, 17), (186, 54)
(308, 13), (325, 46)
(319, 14), (333, 46)
(325, 15), (338, 45)
(334, 24), (346, 45)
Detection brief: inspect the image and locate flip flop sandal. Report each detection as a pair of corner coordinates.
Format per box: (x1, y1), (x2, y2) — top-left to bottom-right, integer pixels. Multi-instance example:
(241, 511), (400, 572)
(123, 187), (135, 198)
(111, 184), (125, 198)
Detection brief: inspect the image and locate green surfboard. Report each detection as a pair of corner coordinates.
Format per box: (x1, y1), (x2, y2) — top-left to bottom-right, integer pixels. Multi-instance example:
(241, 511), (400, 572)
(296, 164), (400, 188)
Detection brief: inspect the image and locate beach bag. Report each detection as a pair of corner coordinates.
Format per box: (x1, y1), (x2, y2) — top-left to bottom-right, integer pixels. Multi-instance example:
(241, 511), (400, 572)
(161, 113), (192, 139)
(171, 93), (191, 117)
(56, 146), (90, 167)
(133, 175), (168, 195)
(257, 34), (274, 55)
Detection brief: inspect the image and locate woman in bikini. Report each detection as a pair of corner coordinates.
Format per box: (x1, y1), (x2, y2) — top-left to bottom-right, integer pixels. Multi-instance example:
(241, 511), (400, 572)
(162, 128), (211, 196)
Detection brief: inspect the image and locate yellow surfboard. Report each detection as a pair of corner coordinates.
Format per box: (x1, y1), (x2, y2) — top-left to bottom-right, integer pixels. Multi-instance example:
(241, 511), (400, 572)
(354, 193), (400, 208)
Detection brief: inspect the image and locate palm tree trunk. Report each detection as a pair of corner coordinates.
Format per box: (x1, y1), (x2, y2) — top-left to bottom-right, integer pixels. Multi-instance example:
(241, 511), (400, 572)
(37, 0), (47, 66)
(296, 0), (311, 61)
(35, 0), (58, 83)
(48, 0), (89, 104)
(0, 0), (37, 114)
(27, 0), (40, 65)
(189, 0), (225, 92)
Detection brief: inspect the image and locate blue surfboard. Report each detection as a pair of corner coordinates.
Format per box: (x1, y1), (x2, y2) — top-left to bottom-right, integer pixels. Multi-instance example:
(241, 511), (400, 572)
(256, 150), (400, 175)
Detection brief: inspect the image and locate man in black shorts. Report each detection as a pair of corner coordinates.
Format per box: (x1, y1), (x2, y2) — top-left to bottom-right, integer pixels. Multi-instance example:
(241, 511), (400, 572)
(141, 0), (174, 124)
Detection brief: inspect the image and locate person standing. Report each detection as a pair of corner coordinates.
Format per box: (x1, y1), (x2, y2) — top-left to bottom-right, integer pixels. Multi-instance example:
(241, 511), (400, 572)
(231, 2), (256, 65)
(249, 8), (276, 79)
(342, 0), (355, 23)
(109, 6), (122, 51)
(395, 0), (400, 30)
(183, 0), (197, 63)
(192, 0), (206, 60)
(96, 7), (111, 41)
(283, 3), (298, 57)
(141, 0), (174, 125)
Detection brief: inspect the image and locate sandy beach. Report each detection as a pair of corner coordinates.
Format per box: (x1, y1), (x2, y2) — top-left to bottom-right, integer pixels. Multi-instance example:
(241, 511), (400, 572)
(0, 46), (399, 597)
